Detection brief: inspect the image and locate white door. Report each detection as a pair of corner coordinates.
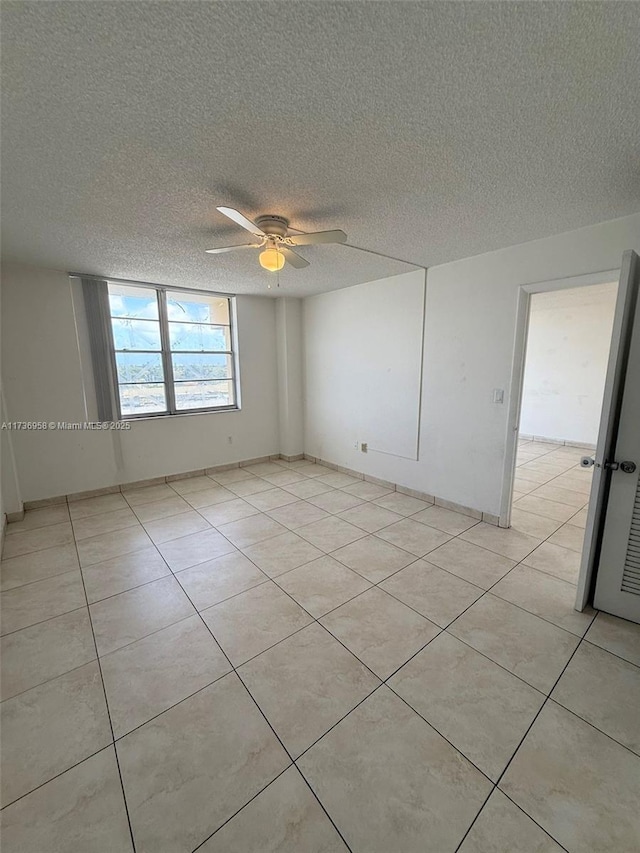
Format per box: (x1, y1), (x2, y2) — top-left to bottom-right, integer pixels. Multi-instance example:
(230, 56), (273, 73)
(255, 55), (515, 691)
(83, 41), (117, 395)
(576, 250), (640, 623)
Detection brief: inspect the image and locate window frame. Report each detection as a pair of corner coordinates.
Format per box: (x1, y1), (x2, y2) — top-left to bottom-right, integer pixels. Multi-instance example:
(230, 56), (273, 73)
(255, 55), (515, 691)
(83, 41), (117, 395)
(106, 280), (240, 420)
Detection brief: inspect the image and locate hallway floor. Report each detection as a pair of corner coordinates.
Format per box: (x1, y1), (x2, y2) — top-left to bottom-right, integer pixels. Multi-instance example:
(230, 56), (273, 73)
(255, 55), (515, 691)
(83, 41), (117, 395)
(1, 442), (639, 851)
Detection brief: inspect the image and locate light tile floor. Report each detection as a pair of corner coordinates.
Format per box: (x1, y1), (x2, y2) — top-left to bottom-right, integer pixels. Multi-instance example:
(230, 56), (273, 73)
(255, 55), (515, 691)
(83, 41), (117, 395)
(1, 442), (639, 851)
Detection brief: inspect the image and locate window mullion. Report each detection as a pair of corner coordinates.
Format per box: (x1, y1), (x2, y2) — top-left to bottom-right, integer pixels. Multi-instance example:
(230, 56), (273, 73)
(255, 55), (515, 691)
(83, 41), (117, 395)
(157, 290), (177, 414)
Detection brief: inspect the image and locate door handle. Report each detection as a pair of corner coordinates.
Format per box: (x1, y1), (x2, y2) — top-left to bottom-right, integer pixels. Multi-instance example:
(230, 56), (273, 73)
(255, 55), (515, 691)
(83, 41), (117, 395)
(604, 460), (637, 473)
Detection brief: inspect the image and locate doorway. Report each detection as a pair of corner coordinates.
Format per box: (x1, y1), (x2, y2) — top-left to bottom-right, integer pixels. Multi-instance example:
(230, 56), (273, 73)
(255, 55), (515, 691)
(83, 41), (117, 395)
(503, 277), (619, 597)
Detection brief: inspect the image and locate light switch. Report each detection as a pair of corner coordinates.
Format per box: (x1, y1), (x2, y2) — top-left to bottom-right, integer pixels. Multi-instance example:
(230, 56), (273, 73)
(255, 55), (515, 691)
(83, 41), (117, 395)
(492, 388), (504, 404)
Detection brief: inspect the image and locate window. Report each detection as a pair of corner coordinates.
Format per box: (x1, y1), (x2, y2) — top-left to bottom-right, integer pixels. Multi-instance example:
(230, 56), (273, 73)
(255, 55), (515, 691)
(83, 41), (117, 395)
(107, 283), (237, 418)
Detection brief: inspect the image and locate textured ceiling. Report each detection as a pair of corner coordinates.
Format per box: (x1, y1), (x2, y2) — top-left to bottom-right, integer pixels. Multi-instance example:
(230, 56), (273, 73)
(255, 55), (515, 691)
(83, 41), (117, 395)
(2, 1), (639, 296)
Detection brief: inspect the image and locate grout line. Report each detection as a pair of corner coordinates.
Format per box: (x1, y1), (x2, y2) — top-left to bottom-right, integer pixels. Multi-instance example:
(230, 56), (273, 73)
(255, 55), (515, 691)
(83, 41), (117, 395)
(69, 525), (138, 852)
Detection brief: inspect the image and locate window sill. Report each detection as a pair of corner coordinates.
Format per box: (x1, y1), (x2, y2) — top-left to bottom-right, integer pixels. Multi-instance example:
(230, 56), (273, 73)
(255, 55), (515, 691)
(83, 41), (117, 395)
(122, 406), (241, 422)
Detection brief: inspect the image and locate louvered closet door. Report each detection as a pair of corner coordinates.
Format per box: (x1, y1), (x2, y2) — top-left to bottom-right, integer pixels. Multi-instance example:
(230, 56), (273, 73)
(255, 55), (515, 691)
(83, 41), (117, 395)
(588, 251), (640, 623)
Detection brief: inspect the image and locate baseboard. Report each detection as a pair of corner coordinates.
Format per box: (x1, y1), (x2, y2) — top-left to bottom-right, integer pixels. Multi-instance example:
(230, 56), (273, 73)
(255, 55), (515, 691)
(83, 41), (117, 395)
(21, 451), (308, 510)
(19, 450), (501, 527)
(305, 454), (498, 526)
(519, 434), (596, 450)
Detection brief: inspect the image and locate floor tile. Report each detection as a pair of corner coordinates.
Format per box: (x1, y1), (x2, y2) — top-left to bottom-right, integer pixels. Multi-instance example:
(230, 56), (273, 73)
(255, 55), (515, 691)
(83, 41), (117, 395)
(0, 747), (133, 853)
(132, 495), (191, 523)
(316, 472), (361, 488)
(241, 531), (324, 578)
(412, 505), (479, 535)
(298, 686), (491, 852)
(198, 497), (259, 526)
(239, 623), (379, 757)
(202, 581), (313, 665)
(0, 661), (111, 808)
(1, 608), (95, 701)
(117, 673), (289, 853)
(199, 765), (348, 852)
(123, 483), (176, 506)
(492, 565), (594, 636)
(568, 506), (588, 528)
(277, 555), (371, 618)
(331, 535), (415, 583)
(342, 480), (394, 500)
(306, 489), (365, 513)
(142, 509), (210, 544)
(81, 546), (170, 603)
(427, 538), (515, 588)
(585, 612), (640, 666)
(373, 492), (432, 516)
(547, 522), (585, 553)
(297, 516), (366, 552)
(101, 615), (231, 737)
(381, 560), (484, 627)
(2, 522), (74, 559)
(509, 508), (563, 539)
(337, 503), (403, 533)
(218, 514), (288, 548)
(500, 702), (640, 852)
(261, 469), (308, 487)
(512, 468), (554, 485)
(458, 788), (563, 852)
(76, 525), (152, 567)
(281, 478), (335, 499)
(167, 475), (213, 496)
(90, 575), (195, 656)
(294, 463), (334, 478)
(460, 523), (540, 562)
(245, 488), (300, 511)
(551, 642), (640, 754)
(175, 550), (267, 610)
(267, 500), (331, 530)
(513, 495), (577, 523)
(226, 477), (275, 497)
(390, 632), (544, 781)
(71, 507), (139, 541)
(513, 476), (540, 495)
(210, 467), (257, 485)
(449, 594), (580, 693)
(0, 570), (86, 636)
(6, 504), (70, 535)
(157, 527), (237, 571)
(68, 492), (129, 519)
(522, 541), (581, 584)
(375, 518), (451, 557)
(244, 461), (288, 476)
(530, 484), (588, 509)
(553, 474), (591, 496)
(0, 543), (79, 591)
(320, 587), (439, 679)
(182, 484), (237, 509)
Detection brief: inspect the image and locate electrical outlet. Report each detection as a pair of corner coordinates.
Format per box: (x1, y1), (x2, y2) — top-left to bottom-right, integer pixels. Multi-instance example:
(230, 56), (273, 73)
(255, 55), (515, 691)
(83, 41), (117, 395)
(361, 442), (368, 453)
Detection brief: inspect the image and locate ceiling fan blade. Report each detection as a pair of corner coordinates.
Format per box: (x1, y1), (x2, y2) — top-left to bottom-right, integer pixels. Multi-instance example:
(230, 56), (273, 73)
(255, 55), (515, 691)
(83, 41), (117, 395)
(279, 246), (310, 269)
(216, 206), (266, 235)
(286, 229), (347, 246)
(205, 243), (261, 254)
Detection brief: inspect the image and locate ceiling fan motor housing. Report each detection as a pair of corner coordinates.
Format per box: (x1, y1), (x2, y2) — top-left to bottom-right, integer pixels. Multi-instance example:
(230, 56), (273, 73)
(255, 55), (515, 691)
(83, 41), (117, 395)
(255, 215), (289, 238)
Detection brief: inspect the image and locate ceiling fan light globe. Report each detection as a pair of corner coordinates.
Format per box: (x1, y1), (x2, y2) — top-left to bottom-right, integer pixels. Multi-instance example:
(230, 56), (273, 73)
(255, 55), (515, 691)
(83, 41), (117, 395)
(259, 247), (285, 272)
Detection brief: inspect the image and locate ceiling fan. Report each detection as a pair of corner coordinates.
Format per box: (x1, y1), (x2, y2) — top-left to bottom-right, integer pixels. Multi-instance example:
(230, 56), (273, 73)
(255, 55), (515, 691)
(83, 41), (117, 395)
(206, 206), (347, 271)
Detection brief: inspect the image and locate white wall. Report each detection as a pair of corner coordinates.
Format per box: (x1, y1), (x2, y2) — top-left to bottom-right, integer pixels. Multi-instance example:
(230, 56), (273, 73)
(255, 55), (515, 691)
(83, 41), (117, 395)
(304, 213), (640, 517)
(305, 270), (426, 464)
(1, 263), (280, 502)
(520, 283), (617, 445)
(276, 297), (304, 457)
